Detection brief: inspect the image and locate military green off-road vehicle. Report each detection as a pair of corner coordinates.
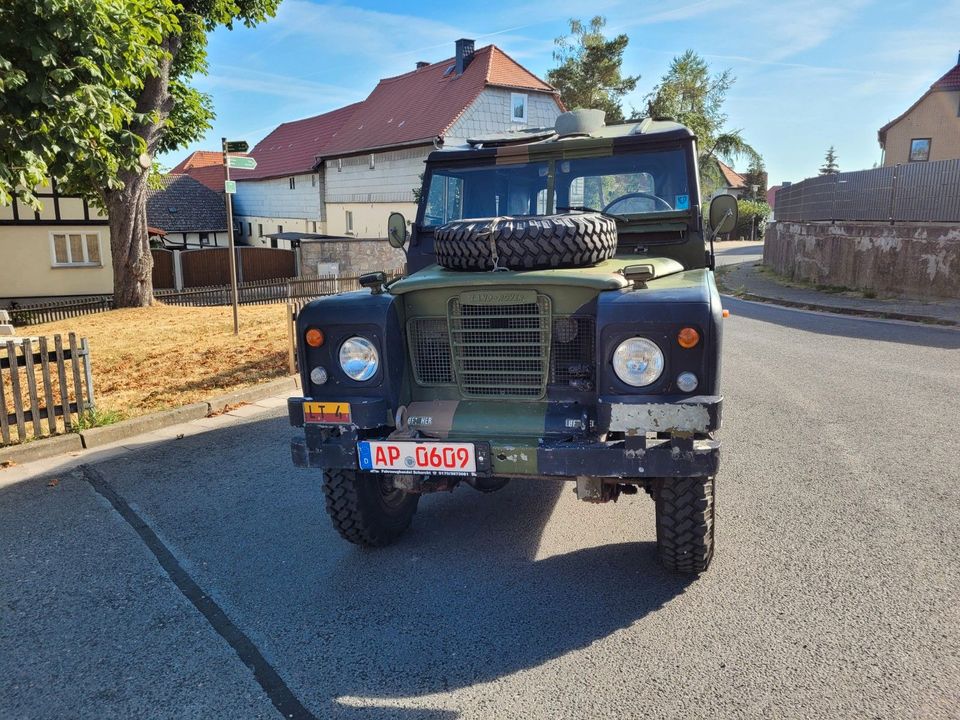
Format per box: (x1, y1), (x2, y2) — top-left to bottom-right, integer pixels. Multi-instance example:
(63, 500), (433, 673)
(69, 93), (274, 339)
(288, 109), (737, 574)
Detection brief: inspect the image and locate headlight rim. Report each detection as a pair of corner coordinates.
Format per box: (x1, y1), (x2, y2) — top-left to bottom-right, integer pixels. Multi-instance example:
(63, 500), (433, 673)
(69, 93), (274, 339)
(338, 335), (380, 382)
(611, 336), (665, 388)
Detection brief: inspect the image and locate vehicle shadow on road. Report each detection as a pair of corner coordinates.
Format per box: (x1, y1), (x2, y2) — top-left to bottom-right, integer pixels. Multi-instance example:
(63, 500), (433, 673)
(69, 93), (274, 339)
(302, 479), (693, 718)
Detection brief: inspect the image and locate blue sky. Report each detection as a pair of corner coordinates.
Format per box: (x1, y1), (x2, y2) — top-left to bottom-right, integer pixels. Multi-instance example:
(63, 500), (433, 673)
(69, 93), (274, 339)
(166, 0), (960, 186)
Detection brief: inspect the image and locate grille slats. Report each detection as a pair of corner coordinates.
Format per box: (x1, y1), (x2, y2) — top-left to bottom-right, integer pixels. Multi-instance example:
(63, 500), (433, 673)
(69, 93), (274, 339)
(408, 297), (596, 396)
(449, 295), (551, 399)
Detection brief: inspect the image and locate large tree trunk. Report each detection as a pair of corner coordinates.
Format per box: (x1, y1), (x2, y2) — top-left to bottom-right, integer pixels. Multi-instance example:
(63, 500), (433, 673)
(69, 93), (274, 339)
(107, 36), (180, 308)
(105, 173), (154, 307)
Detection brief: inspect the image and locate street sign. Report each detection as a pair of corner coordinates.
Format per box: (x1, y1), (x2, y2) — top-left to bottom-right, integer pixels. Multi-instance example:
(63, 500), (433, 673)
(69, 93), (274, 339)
(227, 156), (257, 170)
(225, 140), (249, 153)
(224, 180), (236, 194)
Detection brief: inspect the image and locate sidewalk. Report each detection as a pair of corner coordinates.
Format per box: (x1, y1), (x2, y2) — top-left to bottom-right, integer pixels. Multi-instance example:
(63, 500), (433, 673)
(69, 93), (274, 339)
(0, 388), (291, 489)
(717, 261), (960, 326)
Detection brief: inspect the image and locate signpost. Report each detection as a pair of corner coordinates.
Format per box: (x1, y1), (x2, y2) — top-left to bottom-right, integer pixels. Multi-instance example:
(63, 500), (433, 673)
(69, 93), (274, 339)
(221, 137), (254, 335)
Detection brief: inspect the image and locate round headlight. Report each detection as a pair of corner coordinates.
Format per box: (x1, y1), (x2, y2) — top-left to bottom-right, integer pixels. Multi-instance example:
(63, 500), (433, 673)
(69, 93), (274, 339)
(612, 338), (664, 387)
(339, 337), (379, 381)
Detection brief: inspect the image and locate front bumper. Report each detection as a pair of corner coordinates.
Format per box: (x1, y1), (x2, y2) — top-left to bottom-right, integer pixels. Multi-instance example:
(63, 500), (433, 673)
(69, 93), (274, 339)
(290, 395), (720, 480)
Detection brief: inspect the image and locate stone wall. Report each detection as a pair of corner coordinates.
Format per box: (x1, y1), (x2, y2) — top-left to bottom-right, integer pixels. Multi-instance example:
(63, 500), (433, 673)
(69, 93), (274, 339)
(299, 238), (406, 278)
(764, 221), (960, 299)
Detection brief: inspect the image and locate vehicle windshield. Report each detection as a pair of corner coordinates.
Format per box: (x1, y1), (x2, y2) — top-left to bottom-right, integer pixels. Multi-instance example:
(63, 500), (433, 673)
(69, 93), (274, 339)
(421, 148), (691, 226)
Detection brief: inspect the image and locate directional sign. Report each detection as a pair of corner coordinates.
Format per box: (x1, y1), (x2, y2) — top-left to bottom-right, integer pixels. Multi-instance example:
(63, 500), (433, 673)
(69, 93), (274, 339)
(225, 140), (249, 153)
(227, 156), (257, 170)
(224, 180), (236, 194)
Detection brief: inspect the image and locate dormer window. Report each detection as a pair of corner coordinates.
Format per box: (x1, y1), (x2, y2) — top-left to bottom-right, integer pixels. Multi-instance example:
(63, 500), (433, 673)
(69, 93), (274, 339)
(511, 93), (528, 123)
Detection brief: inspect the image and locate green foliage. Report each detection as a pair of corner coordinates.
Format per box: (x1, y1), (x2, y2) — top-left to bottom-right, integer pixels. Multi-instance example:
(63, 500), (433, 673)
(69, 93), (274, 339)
(645, 50), (759, 196)
(0, 0), (279, 208)
(547, 17), (640, 123)
(733, 199), (771, 239)
(741, 157), (767, 198)
(72, 407), (126, 432)
(819, 146), (839, 175)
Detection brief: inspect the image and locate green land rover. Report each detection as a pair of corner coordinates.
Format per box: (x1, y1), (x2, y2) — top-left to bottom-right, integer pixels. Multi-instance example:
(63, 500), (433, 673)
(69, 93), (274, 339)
(288, 109), (737, 574)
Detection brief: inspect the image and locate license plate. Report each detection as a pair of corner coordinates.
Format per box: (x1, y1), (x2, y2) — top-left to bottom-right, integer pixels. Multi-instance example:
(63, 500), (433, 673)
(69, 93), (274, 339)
(303, 401), (351, 424)
(358, 441), (476, 475)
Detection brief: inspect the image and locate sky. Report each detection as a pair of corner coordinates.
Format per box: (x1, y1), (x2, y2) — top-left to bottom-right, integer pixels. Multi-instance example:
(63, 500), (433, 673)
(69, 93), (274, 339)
(165, 0), (960, 186)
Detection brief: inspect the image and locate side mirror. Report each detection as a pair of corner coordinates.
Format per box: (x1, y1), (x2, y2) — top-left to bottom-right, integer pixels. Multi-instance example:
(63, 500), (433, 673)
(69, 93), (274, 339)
(387, 212), (408, 249)
(708, 194), (739, 235)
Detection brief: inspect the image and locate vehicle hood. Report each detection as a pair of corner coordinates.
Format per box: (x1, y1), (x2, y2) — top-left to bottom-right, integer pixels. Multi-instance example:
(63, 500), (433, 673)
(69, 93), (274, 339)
(389, 257), (686, 295)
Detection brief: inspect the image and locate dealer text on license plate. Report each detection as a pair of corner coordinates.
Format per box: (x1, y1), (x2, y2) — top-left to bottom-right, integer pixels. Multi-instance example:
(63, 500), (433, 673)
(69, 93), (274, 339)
(358, 441), (476, 475)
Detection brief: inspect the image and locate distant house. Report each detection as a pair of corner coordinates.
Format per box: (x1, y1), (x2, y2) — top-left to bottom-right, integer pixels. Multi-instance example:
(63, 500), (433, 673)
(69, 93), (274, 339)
(168, 150), (230, 192)
(188, 39), (563, 268)
(878, 53), (960, 166)
(0, 180), (112, 306)
(146, 174), (228, 249)
(713, 160), (748, 198)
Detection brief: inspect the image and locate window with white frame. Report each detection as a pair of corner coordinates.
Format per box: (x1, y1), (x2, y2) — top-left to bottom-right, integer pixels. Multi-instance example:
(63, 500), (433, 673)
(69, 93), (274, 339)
(289, 177), (296, 190)
(345, 210), (354, 234)
(510, 93), (528, 123)
(51, 232), (102, 267)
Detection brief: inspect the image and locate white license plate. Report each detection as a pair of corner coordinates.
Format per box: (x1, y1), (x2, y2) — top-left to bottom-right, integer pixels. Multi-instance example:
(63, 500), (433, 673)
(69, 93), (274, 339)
(358, 441), (476, 475)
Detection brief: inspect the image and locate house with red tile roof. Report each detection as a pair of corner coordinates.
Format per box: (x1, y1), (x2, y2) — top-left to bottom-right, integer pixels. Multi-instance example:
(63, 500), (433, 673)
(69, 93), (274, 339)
(168, 151), (231, 192)
(878, 53), (960, 166)
(212, 39), (562, 260)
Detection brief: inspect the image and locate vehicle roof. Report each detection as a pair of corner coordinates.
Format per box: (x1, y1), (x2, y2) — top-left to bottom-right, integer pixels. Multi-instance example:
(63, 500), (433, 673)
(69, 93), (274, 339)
(428, 117), (694, 164)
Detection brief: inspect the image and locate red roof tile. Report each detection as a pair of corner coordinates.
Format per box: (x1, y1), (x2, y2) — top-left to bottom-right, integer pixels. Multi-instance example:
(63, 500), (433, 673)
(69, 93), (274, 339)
(169, 151), (229, 191)
(320, 45), (559, 157)
(717, 160), (746, 189)
(931, 62), (960, 91)
(879, 58), (960, 142)
(235, 103), (362, 180)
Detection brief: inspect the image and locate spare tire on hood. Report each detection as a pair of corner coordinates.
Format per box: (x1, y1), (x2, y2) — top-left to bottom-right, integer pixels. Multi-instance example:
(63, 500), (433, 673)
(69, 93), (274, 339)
(434, 213), (618, 271)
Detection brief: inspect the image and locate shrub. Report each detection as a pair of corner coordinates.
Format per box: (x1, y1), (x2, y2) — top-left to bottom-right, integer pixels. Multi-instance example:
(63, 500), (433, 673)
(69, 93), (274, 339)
(733, 199), (772, 240)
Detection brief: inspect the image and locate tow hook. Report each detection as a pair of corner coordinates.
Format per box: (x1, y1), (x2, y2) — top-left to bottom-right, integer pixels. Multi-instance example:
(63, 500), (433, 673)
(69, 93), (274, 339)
(575, 477), (639, 503)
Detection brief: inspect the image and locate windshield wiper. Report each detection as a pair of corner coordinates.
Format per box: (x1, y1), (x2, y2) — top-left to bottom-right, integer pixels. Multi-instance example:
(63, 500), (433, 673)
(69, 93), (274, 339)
(556, 205), (625, 222)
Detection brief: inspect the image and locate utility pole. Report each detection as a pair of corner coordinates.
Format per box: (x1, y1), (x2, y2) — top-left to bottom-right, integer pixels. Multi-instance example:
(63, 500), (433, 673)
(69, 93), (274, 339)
(222, 137), (240, 335)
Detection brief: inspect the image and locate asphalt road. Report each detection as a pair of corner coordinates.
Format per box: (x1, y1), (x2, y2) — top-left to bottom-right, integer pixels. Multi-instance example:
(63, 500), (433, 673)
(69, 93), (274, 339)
(2, 276), (959, 718)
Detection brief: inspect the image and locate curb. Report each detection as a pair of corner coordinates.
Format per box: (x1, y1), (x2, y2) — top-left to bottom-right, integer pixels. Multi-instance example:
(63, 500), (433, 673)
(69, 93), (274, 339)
(0, 375), (300, 465)
(724, 290), (958, 327)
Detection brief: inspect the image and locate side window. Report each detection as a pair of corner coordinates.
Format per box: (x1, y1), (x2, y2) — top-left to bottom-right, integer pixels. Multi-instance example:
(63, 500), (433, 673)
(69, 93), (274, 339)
(424, 175), (463, 226)
(345, 210), (354, 234)
(510, 93), (528, 123)
(51, 232), (101, 266)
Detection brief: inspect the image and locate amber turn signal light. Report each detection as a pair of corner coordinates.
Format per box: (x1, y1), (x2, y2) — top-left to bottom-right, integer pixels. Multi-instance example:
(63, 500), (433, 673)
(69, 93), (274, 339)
(722, 309), (730, 318)
(305, 328), (325, 348)
(677, 327), (700, 349)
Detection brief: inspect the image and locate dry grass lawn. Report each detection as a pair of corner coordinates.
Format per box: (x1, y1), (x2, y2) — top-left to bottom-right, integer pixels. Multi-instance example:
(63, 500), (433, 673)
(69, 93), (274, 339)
(18, 303), (292, 419)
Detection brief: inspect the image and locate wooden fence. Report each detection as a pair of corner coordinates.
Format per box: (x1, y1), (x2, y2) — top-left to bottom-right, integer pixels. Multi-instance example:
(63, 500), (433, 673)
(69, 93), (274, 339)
(8, 268), (405, 326)
(151, 248), (176, 289)
(1, 333), (94, 445)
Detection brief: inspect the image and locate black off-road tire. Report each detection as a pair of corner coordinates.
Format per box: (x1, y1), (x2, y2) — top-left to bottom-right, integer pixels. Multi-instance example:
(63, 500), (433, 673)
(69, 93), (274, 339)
(654, 477), (716, 574)
(322, 468), (419, 547)
(434, 213), (617, 271)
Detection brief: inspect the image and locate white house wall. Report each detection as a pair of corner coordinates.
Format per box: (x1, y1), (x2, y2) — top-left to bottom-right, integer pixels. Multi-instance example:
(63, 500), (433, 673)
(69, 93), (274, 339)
(233, 172), (323, 221)
(447, 88), (562, 143)
(324, 147), (428, 205)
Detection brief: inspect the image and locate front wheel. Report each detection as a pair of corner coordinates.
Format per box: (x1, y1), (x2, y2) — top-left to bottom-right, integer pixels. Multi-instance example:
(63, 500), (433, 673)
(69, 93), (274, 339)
(654, 477), (716, 574)
(322, 468), (419, 547)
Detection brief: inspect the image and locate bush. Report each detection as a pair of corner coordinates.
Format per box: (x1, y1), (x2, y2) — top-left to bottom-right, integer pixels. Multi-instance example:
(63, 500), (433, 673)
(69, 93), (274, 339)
(733, 199), (771, 240)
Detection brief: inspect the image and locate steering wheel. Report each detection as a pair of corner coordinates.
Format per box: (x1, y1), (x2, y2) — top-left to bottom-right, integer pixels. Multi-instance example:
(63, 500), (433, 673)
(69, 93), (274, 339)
(603, 192), (673, 214)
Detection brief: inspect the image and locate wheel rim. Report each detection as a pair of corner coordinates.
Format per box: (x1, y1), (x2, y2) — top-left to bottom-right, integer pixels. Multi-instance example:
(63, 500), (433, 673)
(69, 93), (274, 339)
(377, 475), (408, 510)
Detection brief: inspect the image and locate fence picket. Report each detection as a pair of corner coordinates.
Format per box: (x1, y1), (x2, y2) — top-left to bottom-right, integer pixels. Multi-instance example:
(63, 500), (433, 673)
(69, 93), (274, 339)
(54, 335), (71, 431)
(6, 341), (26, 441)
(38, 336), (57, 434)
(68, 334), (85, 416)
(22, 339), (42, 436)
(0, 355), (10, 444)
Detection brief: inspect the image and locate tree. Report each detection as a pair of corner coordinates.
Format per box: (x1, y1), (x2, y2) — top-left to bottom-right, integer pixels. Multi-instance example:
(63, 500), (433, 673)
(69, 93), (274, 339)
(820, 146), (839, 175)
(546, 17), (639, 123)
(645, 50), (759, 196)
(741, 156), (767, 199)
(0, 0), (279, 306)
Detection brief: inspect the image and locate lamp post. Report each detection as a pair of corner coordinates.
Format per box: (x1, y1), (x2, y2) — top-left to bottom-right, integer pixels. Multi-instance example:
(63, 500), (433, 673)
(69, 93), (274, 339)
(750, 184), (759, 242)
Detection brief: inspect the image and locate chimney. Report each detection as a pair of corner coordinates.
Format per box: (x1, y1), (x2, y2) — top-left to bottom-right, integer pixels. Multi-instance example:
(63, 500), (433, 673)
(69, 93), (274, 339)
(416, 61), (429, 69)
(455, 38), (475, 76)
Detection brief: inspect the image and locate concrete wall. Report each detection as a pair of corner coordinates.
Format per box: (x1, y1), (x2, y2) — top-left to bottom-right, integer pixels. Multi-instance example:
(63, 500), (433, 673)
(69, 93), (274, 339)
(447, 88), (562, 142)
(0, 224), (114, 302)
(882, 90), (960, 166)
(765, 221), (960, 299)
(299, 238), (406, 278)
(233, 172), (323, 220)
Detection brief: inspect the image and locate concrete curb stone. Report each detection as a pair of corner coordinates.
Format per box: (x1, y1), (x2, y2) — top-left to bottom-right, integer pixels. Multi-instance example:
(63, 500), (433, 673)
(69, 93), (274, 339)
(0, 433), (84, 465)
(0, 374), (302, 464)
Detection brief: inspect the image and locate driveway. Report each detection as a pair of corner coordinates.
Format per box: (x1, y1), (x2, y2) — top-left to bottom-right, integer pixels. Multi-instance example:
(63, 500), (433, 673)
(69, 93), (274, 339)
(2, 298), (959, 719)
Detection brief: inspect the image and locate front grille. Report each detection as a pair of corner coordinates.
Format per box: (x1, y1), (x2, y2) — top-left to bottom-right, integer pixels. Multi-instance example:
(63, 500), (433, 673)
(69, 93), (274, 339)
(448, 294), (551, 399)
(408, 318), (453, 385)
(550, 317), (595, 386)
